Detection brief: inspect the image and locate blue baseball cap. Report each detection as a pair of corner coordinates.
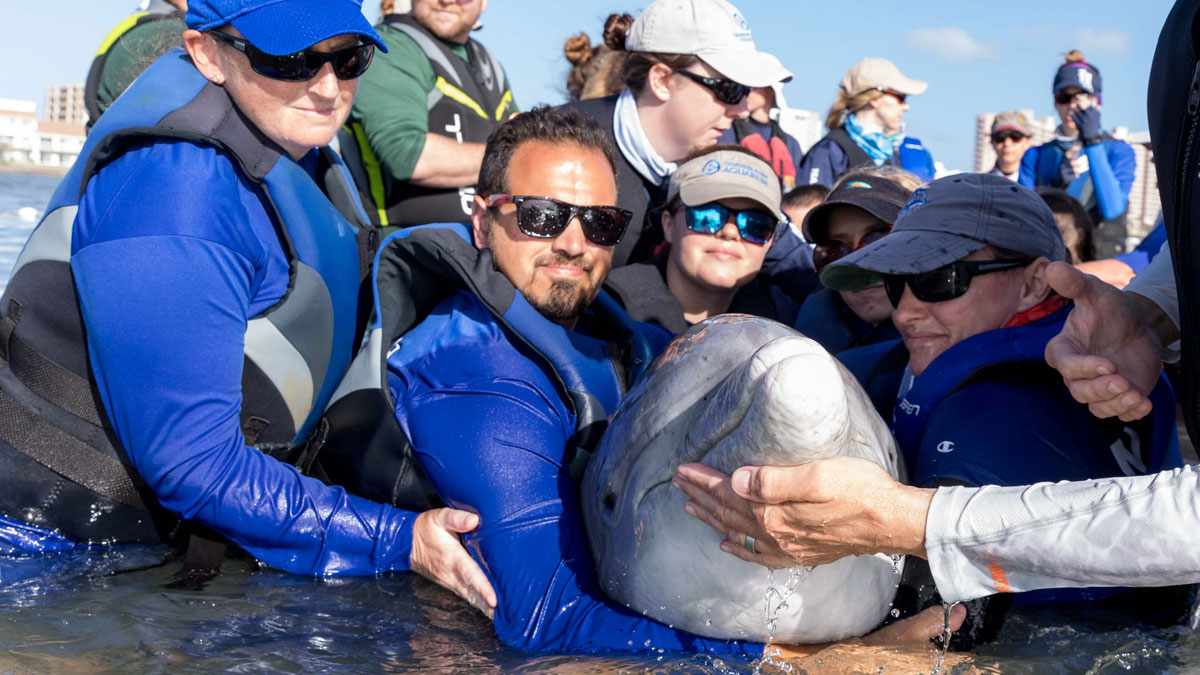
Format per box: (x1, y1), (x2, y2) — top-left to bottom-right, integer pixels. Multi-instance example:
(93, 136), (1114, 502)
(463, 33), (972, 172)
(187, 0), (386, 56)
(820, 173), (1066, 291)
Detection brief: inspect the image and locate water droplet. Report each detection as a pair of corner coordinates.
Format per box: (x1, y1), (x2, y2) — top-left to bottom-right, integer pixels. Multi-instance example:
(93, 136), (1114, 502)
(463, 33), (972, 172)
(890, 608), (901, 618)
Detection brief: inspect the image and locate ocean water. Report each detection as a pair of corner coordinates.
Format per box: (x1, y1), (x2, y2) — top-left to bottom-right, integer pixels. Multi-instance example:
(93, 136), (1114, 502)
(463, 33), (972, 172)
(0, 171), (57, 295)
(0, 169), (1198, 673)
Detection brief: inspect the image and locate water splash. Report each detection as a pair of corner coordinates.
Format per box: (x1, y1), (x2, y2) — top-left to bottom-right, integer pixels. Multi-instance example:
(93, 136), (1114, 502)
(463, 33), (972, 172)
(929, 601), (958, 675)
(751, 566), (809, 675)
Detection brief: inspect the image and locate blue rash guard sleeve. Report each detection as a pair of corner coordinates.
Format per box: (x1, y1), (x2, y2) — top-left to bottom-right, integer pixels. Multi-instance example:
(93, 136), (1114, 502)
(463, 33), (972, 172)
(1084, 139), (1136, 221)
(390, 294), (759, 655)
(70, 139), (416, 576)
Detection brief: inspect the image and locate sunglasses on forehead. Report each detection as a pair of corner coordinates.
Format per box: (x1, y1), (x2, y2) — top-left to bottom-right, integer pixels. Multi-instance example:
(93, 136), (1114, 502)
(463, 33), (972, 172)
(208, 31), (374, 82)
(674, 70), (752, 105)
(882, 258), (1033, 307)
(487, 194), (631, 247)
(683, 203), (776, 245)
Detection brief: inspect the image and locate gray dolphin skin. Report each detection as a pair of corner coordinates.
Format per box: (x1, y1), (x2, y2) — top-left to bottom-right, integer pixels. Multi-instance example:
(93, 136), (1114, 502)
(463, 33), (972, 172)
(582, 315), (905, 643)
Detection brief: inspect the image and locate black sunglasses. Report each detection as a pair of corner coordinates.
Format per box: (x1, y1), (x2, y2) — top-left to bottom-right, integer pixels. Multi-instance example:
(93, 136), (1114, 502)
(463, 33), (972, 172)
(683, 203), (776, 245)
(209, 31), (374, 82)
(487, 194), (631, 247)
(675, 70), (751, 105)
(882, 258), (1033, 307)
(991, 130), (1028, 144)
(1055, 90), (1090, 105)
(812, 227), (891, 273)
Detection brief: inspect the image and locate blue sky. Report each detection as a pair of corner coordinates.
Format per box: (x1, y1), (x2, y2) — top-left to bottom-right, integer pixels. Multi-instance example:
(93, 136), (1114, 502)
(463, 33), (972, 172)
(2, 1), (1176, 171)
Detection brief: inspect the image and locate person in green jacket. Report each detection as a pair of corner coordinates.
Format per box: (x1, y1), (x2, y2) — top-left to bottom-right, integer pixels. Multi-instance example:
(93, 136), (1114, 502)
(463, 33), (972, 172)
(342, 0), (518, 227)
(85, 0), (188, 128)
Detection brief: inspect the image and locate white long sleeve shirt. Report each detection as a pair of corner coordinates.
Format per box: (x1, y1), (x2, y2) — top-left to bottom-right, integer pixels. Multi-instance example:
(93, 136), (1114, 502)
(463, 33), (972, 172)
(925, 243), (1200, 603)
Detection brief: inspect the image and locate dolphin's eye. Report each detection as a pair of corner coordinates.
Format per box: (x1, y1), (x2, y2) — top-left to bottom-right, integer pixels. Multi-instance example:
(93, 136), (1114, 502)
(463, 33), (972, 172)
(602, 490), (617, 513)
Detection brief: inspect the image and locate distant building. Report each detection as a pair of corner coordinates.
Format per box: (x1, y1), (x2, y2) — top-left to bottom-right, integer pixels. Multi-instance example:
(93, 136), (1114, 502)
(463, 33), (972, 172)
(973, 111), (1159, 244)
(0, 99), (39, 165)
(45, 83), (87, 126)
(0, 98), (85, 168)
(774, 108), (823, 156)
(770, 87), (823, 156)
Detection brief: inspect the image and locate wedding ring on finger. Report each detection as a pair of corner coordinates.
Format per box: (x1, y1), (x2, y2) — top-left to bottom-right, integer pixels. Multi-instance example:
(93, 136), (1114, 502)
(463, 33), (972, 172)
(744, 534), (757, 554)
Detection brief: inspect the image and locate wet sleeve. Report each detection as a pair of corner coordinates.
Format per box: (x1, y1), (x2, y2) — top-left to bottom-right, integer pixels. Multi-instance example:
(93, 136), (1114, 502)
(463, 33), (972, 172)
(346, 30), (433, 182)
(403, 379), (760, 655)
(71, 146), (417, 576)
(1085, 140), (1135, 221)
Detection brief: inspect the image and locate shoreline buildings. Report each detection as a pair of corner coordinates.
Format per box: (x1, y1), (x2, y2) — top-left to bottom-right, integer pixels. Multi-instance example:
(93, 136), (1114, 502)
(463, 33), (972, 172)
(0, 86), (86, 169)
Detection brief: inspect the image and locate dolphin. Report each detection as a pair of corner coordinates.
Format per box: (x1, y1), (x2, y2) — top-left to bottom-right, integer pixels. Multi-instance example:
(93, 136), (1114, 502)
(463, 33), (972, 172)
(581, 315), (905, 643)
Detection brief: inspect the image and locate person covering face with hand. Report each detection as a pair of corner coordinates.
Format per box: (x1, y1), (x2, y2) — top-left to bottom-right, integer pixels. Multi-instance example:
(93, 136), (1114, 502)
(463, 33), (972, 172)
(1019, 51), (1136, 258)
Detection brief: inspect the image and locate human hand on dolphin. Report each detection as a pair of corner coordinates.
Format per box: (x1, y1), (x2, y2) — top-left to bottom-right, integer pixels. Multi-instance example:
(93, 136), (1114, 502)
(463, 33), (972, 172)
(674, 458), (932, 566)
(411, 508), (498, 619)
(1044, 261), (1174, 422)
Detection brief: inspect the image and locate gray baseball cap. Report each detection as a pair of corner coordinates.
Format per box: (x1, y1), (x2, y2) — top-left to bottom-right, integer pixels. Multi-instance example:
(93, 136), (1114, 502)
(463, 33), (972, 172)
(821, 173), (1066, 291)
(668, 149), (784, 222)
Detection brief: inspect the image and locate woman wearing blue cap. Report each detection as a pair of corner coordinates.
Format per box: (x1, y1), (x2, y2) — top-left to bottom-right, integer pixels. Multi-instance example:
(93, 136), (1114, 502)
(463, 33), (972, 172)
(0, 0), (493, 610)
(1019, 50), (1137, 259)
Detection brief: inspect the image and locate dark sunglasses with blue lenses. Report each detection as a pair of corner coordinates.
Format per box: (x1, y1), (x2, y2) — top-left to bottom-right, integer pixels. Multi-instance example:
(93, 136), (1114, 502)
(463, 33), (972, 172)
(882, 258), (1033, 307)
(488, 194), (632, 246)
(684, 202), (776, 245)
(675, 70), (752, 105)
(209, 31), (375, 82)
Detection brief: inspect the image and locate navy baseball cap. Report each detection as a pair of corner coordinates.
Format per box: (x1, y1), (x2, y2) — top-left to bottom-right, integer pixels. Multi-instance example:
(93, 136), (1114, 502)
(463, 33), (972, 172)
(802, 174), (911, 243)
(821, 173), (1066, 291)
(1054, 61), (1102, 98)
(187, 0), (386, 56)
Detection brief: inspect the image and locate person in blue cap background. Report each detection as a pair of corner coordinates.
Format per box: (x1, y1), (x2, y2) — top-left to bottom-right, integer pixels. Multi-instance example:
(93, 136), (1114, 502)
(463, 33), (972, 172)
(1019, 50), (1137, 259)
(0, 0), (495, 614)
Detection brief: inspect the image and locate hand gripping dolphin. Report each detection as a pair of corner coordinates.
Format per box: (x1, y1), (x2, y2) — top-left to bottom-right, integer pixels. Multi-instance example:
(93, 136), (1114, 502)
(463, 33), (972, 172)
(581, 315), (905, 643)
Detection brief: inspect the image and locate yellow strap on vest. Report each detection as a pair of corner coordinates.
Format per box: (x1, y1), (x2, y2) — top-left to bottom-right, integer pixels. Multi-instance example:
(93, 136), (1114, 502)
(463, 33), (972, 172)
(493, 90), (513, 121)
(95, 12), (149, 56)
(434, 76), (488, 121)
(347, 122), (390, 227)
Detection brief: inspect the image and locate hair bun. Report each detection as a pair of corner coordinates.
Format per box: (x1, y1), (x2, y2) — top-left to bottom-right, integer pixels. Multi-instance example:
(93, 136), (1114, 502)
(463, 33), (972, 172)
(603, 13), (635, 51)
(564, 33), (594, 65)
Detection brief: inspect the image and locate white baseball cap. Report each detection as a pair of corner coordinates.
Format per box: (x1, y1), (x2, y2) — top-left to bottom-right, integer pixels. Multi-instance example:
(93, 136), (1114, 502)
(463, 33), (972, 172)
(625, 0), (792, 88)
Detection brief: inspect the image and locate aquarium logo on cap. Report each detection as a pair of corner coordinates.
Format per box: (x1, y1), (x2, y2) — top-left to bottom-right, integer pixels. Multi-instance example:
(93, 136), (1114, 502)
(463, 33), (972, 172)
(702, 160), (722, 176)
(899, 188), (928, 217)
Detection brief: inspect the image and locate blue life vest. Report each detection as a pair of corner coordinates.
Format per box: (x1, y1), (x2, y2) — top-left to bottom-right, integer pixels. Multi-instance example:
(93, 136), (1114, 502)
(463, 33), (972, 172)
(891, 305), (1180, 478)
(0, 49), (369, 543)
(315, 223), (662, 510)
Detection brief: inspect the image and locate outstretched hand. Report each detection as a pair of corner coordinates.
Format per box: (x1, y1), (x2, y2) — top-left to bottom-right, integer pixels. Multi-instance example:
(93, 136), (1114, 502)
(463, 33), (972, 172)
(675, 458), (933, 567)
(411, 508), (497, 619)
(1044, 261), (1172, 421)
